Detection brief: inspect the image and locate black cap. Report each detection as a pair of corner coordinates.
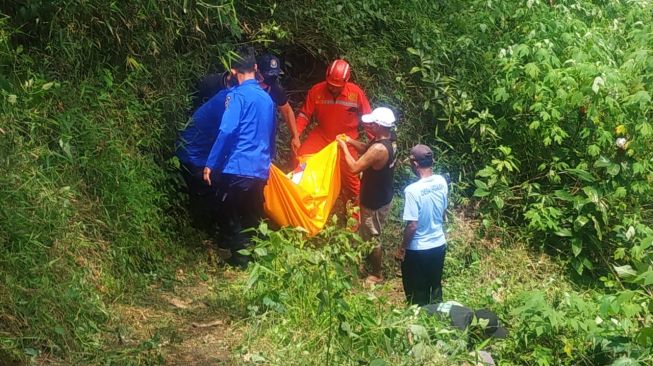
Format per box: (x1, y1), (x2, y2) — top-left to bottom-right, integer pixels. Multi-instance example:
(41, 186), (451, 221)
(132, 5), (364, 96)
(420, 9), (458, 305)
(257, 54), (283, 77)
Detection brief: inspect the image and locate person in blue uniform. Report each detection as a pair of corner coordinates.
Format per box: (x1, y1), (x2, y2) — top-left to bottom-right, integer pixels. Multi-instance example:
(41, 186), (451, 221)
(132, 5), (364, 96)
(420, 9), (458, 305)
(176, 84), (233, 234)
(190, 70), (233, 113)
(203, 47), (276, 268)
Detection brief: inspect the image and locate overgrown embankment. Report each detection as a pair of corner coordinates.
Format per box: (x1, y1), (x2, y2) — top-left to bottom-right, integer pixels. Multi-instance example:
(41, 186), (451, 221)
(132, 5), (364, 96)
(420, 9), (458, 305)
(1, 2), (243, 362)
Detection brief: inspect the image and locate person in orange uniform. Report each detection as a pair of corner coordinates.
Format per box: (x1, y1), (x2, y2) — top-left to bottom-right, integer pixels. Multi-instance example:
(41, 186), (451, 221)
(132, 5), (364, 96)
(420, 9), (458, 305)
(296, 59), (372, 216)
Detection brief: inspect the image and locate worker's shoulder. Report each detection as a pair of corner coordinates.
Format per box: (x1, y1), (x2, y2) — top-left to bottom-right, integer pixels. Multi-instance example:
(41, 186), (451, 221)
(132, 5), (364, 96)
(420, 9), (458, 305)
(307, 81), (329, 94)
(344, 82), (367, 94)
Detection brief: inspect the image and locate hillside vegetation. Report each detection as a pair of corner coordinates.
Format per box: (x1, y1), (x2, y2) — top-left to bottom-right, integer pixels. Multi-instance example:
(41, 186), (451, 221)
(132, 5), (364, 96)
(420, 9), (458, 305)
(1, 0), (652, 365)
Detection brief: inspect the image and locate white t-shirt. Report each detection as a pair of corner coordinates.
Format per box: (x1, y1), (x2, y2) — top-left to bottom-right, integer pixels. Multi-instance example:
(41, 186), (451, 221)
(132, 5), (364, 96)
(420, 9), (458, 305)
(402, 174), (448, 250)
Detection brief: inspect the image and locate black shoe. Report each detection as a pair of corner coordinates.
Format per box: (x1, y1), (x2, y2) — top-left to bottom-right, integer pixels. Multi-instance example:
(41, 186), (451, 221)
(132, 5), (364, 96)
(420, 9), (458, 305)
(226, 252), (250, 270)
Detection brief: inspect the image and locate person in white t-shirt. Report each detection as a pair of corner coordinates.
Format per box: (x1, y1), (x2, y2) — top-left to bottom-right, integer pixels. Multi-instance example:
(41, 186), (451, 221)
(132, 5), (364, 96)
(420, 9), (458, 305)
(395, 144), (448, 305)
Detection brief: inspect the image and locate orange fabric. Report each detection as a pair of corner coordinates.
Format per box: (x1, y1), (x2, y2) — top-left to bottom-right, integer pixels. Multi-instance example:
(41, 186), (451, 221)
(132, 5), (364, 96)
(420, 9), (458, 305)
(296, 81), (372, 141)
(263, 142), (341, 236)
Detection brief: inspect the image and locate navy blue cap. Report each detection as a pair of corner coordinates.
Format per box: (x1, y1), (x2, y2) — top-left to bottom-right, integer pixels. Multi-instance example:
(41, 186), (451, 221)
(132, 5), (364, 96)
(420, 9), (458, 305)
(257, 54), (283, 77)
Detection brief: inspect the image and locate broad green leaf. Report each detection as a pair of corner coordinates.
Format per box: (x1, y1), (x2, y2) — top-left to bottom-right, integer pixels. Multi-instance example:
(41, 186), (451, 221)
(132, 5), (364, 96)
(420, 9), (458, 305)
(583, 187), (600, 203)
(406, 47), (420, 56)
(607, 164), (620, 176)
(555, 228), (572, 237)
(574, 216), (589, 231)
(625, 226), (636, 241)
(524, 63), (540, 78)
(636, 327), (653, 347)
(474, 188), (490, 197)
(494, 87), (509, 102)
(590, 215), (603, 240)
(587, 144), (600, 156)
(493, 196), (504, 209)
(638, 122), (653, 137)
(554, 189), (575, 202)
(573, 259), (584, 275)
(613, 265), (636, 278)
(625, 90), (651, 108)
(613, 186), (627, 198)
(571, 239), (582, 257)
(594, 156), (611, 168)
(634, 270), (653, 286)
(477, 166), (496, 178)
(640, 236), (653, 250)
(564, 168), (595, 182)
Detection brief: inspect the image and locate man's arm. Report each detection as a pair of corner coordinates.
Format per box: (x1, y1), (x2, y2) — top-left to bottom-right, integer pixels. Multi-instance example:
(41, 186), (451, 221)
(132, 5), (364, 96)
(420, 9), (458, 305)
(296, 88), (316, 136)
(344, 136), (368, 155)
(396, 189), (419, 261)
(396, 221), (418, 261)
(204, 93), (241, 185)
(338, 140), (386, 174)
(278, 102), (300, 153)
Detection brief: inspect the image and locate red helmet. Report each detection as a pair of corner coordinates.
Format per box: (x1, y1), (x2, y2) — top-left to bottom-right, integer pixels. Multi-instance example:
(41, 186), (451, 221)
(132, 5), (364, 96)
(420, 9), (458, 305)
(325, 59), (351, 87)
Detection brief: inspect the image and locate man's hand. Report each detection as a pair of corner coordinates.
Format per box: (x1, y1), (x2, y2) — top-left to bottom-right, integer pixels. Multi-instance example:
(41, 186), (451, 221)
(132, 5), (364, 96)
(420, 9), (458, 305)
(337, 137), (348, 151)
(291, 136), (301, 155)
(337, 134), (350, 150)
(394, 247), (406, 262)
(203, 167), (212, 186)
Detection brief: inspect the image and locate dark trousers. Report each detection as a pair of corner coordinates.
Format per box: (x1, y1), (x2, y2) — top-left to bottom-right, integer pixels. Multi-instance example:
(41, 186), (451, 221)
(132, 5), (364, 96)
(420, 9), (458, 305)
(180, 163), (219, 234)
(401, 245), (447, 306)
(216, 173), (266, 252)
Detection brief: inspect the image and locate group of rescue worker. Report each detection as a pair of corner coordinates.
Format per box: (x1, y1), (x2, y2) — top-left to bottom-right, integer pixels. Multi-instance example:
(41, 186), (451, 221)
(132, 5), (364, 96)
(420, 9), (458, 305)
(176, 46), (449, 305)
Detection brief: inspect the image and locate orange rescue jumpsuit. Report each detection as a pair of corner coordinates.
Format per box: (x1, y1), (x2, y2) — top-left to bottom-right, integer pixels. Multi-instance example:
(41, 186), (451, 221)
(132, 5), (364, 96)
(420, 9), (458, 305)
(296, 81), (372, 205)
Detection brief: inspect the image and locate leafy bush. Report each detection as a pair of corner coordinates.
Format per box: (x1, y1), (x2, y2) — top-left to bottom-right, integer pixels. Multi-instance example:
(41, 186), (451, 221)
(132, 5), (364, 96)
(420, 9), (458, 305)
(237, 223), (491, 365)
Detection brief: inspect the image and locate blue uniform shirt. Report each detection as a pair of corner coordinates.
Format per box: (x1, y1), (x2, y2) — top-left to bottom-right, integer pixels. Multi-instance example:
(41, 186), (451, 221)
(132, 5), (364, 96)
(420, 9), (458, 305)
(177, 88), (231, 167)
(206, 79), (276, 180)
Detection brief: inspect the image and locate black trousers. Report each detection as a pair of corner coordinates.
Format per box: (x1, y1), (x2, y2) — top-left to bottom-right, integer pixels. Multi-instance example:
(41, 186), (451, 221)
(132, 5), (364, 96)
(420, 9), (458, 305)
(180, 163), (219, 234)
(216, 173), (266, 252)
(401, 245), (447, 306)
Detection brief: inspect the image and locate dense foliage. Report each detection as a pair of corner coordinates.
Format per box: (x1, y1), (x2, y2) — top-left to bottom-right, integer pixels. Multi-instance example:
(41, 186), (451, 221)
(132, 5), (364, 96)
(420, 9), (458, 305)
(1, 0), (652, 364)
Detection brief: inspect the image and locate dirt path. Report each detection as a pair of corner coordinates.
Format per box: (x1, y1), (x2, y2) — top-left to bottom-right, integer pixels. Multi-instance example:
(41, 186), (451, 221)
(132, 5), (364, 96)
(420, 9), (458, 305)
(109, 264), (245, 365)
